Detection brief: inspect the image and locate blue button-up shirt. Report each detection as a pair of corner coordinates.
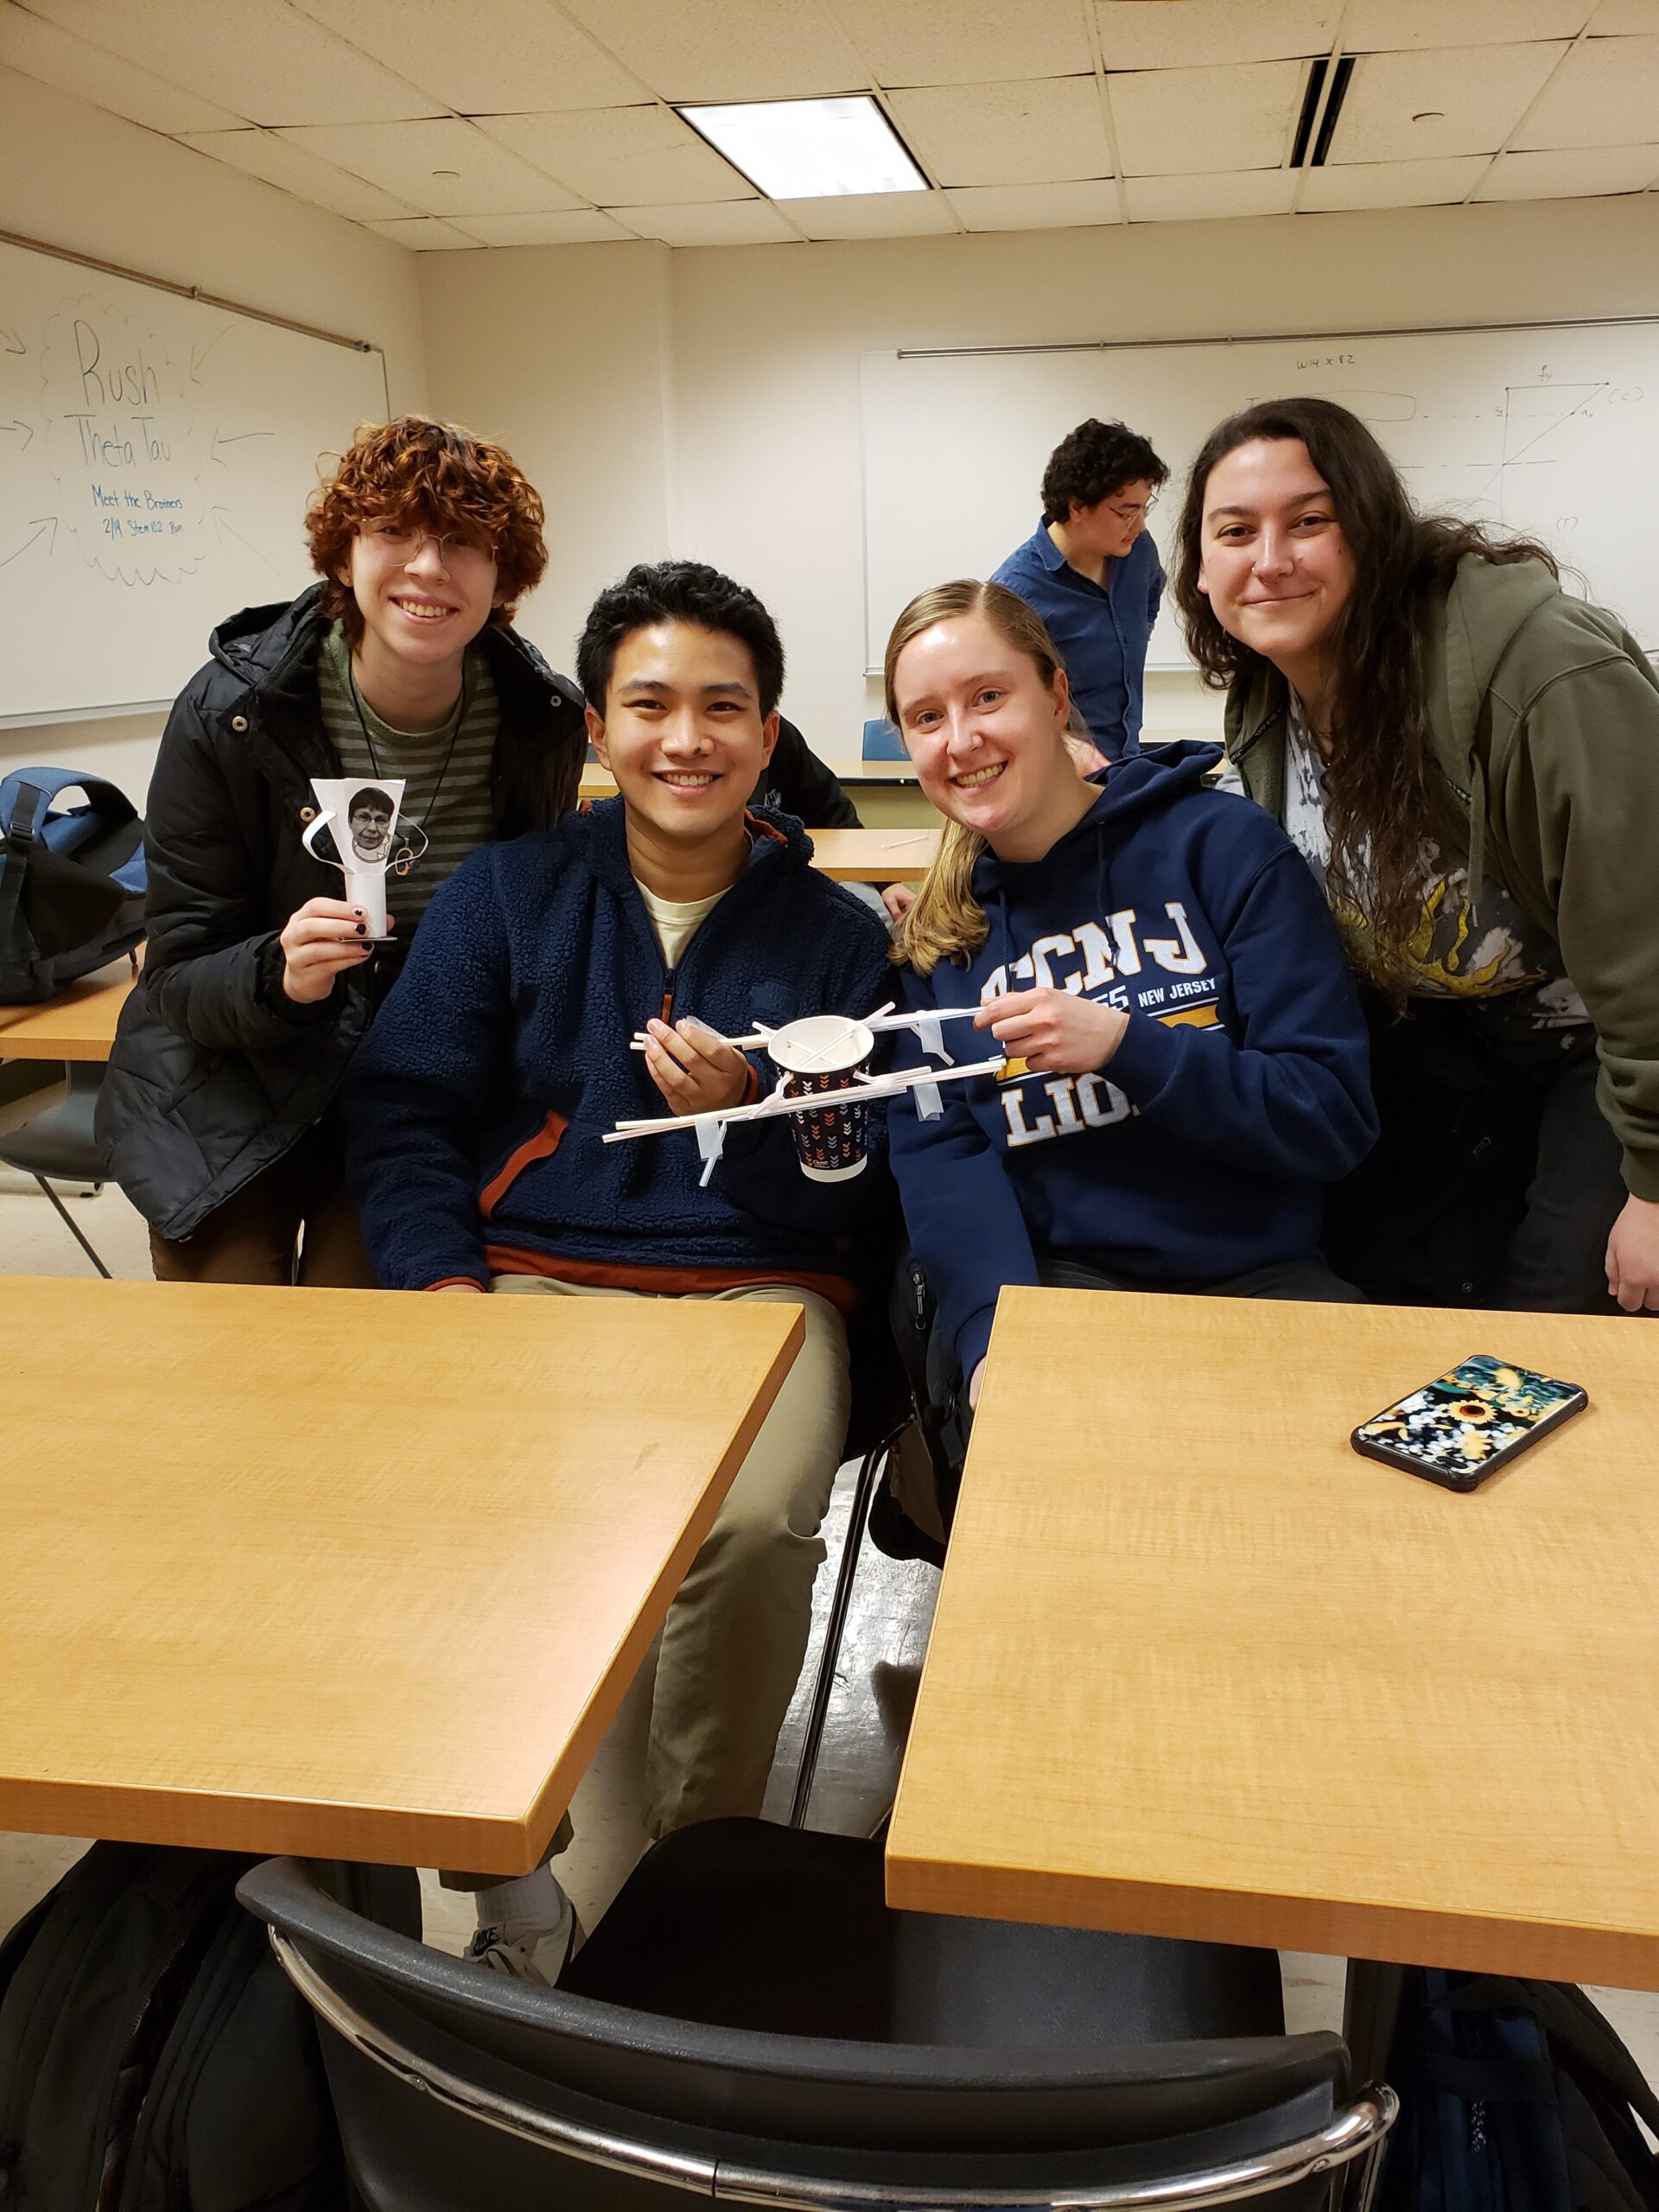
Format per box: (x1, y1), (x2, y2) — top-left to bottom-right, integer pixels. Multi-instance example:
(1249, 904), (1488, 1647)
(990, 519), (1164, 760)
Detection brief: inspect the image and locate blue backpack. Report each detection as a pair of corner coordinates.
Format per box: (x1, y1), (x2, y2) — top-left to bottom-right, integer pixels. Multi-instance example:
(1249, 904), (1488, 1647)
(0, 767), (145, 1004)
(1380, 1969), (1659, 2211)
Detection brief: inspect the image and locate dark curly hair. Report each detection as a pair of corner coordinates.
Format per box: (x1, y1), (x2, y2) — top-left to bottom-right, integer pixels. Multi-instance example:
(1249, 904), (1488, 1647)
(1172, 397), (1557, 964)
(577, 560), (785, 716)
(305, 416), (548, 642)
(1040, 418), (1168, 524)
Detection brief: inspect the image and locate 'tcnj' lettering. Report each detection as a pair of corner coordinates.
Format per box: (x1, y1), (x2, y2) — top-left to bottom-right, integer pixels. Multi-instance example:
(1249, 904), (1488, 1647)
(982, 901), (1210, 997)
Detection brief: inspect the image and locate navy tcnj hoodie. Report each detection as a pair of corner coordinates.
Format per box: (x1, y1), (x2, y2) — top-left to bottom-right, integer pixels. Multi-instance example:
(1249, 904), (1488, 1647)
(888, 742), (1378, 1381)
(344, 798), (891, 1296)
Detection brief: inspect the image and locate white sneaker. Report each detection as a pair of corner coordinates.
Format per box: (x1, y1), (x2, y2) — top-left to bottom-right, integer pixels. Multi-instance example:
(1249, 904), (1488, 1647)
(464, 1875), (582, 1986)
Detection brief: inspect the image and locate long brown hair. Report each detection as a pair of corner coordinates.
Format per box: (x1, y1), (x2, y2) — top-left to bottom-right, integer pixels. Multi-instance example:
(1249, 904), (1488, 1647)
(1172, 397), (1555, 954)
(883, 579), (1068, 976)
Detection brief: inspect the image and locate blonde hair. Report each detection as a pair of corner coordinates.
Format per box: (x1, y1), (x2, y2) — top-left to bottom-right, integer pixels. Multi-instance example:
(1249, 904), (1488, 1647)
(884, 579), (1068, 976)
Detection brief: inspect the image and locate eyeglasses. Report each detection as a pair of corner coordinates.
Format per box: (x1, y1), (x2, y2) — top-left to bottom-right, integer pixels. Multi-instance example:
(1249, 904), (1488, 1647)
(361, 522), (495, 565)
(1105, 491), (1159, 524)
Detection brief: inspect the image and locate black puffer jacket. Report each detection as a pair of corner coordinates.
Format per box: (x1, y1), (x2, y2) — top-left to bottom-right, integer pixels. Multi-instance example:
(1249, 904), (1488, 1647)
(97, 586), (585, 1239)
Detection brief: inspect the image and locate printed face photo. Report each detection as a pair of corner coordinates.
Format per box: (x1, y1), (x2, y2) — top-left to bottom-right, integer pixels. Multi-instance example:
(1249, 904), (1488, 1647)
(347, 786), (395, 863)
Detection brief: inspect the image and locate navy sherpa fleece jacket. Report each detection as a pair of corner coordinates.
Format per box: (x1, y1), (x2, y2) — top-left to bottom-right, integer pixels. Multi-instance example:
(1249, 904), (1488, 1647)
(344, 799), (892, 1294)
(888, 742), (1378, 1379)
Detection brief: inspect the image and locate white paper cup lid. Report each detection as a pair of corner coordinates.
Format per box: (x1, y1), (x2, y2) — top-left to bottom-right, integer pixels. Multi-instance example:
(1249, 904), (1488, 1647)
(766, 1015), (875, 1077)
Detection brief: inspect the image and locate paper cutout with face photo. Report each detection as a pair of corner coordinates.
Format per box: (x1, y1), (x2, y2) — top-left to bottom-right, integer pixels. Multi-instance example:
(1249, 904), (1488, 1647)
(302, 775), (409, 940)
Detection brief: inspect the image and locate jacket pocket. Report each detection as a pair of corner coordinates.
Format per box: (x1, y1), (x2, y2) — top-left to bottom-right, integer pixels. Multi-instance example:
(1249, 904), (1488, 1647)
(480, 1110), (568, 1221)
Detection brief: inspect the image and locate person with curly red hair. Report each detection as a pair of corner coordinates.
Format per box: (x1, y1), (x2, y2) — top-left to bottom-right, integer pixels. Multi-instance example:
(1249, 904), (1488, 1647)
(99, 415), (587, 1285)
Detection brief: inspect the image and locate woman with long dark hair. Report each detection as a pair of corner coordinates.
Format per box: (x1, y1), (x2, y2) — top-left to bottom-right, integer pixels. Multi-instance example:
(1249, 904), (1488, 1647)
(1173, 397), (1659, 1314)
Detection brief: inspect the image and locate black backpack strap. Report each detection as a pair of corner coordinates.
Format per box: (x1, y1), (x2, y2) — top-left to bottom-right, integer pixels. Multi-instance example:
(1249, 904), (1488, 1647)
(0, 778), (48, 970)
(1448, 1980), (1659, 2140)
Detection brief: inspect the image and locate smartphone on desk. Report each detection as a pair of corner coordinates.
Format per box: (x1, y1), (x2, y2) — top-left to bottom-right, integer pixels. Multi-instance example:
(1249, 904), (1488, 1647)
(1351, 1354), (1587, 1492)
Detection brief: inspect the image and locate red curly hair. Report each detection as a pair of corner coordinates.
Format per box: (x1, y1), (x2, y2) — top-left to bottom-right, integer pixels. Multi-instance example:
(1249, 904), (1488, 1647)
(305, 416), (548, 642)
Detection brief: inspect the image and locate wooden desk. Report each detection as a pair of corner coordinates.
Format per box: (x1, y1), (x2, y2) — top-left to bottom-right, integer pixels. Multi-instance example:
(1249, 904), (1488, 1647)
(0, 1277), (801, 1872)
(0, 966), (135, 1061)
(809, 827), (939, 882)
(887, 1288), (1659, 1989)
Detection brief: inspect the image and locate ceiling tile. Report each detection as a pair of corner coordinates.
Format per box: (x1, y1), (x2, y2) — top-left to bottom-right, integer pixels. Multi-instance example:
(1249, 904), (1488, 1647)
(278, 118), (582, 215)
(0, 5), (247, 130)
(480, 105), (748, 205)
(1587, 0), (1659, 29)
(1298, 155), (1490, 209)
(1514, 35), (1659, 145)
(555, 0), (864, 101)
(1110, 60), (1306, 176)
(615, 198), (798, 245)
(22, 0), (438, 124)
(1333, 42), (1567, 164)
(452, 209), (635, 245)
(834, 0), (1091, 89)
(365, 217), (482, 250)
(285, 0), (644, 115)
(1095, 1), (1339, 72)
(1123, 168), (1299, 220)
(1342, 0), (1592, 50)
(176, 127), (418, 221)
(1476, 143), (1659, 195)
(774, 189), (960, 238)
(887, 77), (1110, 187)
(945, 179), (1121, 228)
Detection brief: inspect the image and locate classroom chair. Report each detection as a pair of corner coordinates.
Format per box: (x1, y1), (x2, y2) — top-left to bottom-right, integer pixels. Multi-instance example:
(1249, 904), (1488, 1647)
(0, 1063), (112, 1276)
(238, 1832), (1395, 2210)
(861, 715), (906, 760)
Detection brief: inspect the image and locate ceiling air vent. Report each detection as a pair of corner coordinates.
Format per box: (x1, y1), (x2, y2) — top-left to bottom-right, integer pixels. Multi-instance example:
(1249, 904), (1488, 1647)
(1291, 54), (1354, 168)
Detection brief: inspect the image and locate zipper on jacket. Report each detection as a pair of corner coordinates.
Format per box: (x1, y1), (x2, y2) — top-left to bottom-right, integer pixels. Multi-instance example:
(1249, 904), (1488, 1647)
(659, 966), (676, 1027)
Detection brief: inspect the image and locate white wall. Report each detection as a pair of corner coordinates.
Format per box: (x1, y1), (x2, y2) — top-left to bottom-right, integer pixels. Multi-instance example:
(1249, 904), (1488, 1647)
(423, 190), (1659, 749)
(0, 63), (429, 802)
(417, 238), (675, 693)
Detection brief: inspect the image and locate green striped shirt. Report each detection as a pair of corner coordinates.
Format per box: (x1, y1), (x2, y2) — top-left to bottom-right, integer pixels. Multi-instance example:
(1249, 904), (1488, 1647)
(316, 621), (499, 927)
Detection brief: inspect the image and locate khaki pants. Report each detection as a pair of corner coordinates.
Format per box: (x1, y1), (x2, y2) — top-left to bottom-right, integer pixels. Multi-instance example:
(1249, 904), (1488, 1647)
(491, 1275), (849, 1844)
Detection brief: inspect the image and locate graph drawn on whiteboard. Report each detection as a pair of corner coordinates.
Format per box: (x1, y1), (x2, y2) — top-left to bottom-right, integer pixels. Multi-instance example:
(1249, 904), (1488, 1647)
(861, 322), (1659, 673)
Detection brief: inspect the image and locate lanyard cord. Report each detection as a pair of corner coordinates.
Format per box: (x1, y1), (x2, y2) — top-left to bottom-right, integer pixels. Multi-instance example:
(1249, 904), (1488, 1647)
(346, 657), (468, 869)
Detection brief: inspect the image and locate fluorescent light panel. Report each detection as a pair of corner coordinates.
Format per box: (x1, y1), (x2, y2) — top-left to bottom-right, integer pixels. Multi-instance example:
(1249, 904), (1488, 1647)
(679, 96), (927, 200)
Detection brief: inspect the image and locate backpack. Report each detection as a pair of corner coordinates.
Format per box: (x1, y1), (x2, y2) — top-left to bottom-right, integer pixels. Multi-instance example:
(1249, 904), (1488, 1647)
(0, 768), (146, 1006)
(1379, 1967), (1659, 2212)
(0, 1842), (417, 2211)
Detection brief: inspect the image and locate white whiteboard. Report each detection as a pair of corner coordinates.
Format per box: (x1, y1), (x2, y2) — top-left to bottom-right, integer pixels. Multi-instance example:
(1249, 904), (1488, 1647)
(861, 323), (1659, 672)
(0, 237), (386, 721)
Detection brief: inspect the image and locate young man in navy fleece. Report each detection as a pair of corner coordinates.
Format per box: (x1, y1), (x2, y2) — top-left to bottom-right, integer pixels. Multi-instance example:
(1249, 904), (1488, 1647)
(345, 560), (889, 1980)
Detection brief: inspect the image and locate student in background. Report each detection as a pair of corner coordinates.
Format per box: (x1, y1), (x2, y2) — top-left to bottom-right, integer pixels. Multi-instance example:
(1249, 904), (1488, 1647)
(1174, 397), (1659, 1315)
(991, 416), (1167, 762)
(99, 415), (584, 1285)
(883, 579), (1376, 1415)
(345, 560), (889, 1980)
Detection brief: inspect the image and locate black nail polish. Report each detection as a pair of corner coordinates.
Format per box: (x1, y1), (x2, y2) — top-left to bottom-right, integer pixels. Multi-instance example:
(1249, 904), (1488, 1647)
(356, 923), (366, 935)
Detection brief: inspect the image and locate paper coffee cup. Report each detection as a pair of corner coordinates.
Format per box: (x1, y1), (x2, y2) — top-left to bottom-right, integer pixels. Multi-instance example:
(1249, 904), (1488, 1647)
(344, 865), (389, 941)
(766, 1015), (876, 1183)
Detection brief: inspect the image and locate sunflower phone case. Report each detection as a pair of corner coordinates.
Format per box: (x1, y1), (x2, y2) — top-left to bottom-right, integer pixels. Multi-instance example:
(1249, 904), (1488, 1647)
(1351, 1354), (1587, 1491)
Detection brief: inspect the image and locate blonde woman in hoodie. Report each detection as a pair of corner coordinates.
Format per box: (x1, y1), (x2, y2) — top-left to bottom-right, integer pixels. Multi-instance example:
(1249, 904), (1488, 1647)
(1175, 397), (1659, 1315)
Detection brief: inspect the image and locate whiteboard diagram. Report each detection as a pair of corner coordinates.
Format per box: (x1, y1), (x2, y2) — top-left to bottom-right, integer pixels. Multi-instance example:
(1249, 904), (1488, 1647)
(861, 325), (1659, 671)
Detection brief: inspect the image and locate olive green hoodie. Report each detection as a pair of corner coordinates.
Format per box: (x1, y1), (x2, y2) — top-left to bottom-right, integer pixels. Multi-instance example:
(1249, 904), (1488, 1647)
(1224, 553), (1659, 1201)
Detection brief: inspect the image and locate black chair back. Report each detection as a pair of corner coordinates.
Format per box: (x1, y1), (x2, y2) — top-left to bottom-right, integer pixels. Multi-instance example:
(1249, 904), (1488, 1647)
(239, 1840), (1394, 2210)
